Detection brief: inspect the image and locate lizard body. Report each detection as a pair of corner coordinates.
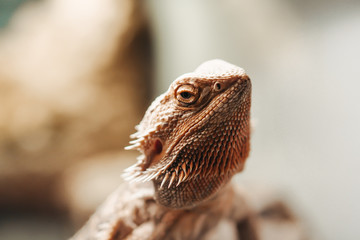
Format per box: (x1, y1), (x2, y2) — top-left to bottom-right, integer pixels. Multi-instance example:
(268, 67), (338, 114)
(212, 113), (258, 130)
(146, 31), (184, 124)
(71, 60), (302, 240)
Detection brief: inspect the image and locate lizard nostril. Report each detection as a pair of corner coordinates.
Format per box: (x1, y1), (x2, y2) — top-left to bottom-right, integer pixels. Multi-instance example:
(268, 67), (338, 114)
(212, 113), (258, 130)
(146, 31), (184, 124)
(214, 82), (222, 91)
(154, 139), (163, 154)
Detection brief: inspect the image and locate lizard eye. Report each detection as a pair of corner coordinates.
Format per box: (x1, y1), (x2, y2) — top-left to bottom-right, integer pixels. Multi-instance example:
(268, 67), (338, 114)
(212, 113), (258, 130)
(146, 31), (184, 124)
(180, 91), (191, 99)
(176, 84), (199, 105)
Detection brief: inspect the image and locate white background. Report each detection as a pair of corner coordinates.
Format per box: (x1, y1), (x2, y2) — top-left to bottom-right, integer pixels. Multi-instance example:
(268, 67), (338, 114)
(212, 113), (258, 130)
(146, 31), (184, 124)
(146, 1), (360, 239)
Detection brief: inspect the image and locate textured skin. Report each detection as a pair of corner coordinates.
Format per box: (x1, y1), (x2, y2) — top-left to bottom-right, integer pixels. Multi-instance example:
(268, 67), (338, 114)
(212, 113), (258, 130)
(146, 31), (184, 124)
(71, 182), (260, 240)
(71, 60), (305, 240)
(124, 59), (251, 208)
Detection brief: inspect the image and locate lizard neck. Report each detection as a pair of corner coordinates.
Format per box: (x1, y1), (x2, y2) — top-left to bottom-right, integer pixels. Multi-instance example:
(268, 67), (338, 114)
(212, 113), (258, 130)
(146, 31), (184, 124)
(193, 181), (235, 210)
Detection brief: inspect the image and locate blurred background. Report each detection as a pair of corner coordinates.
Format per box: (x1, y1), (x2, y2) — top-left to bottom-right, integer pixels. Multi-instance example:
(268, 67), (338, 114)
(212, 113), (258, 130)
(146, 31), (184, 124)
(0, 0), (359, 239)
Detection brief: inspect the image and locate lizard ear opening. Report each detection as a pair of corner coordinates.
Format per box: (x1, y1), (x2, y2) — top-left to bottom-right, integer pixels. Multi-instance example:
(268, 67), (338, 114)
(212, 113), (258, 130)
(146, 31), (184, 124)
(154, 139), (163, 155)
(142, 138), (164, 170)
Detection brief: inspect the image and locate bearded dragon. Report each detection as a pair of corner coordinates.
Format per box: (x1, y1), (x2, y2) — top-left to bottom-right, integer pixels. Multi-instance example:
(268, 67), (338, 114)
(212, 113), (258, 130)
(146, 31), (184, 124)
(71, 60), (301, 240)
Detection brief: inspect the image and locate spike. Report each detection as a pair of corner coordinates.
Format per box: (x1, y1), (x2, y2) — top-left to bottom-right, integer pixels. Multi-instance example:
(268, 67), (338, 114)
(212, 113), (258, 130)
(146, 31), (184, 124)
(147, 127), (156, 133)
(124, 143), (140, 150)
(144, 172), (155, 182)
(181, 162), (187, 173)
(194, 161), (199, 171)
(123, 169), (135, 177)
(132, 171), (142, 178)
(208, 164), (216, 177)
(183, 170), (190, 181)
(160, 173), (169, 189)
(175, 166), (180, 175)
(159, 165), (167, 172)
(131, 127), (145, 136)
(129, 137), (144, 145)
(153, 122), (163, 129)
(206, 162), (216, 177)
(231, 158), (237, 171)
(137, 173), (150, 182)
(124, 145), (133, 150)
(234, 159), (240, 169)
(177, 171), (185, 186)
(121, 173), (132, 181)
(153, 170), (162, 179)
(131, 131), (148, 139)
(189, 161), (193, 172)
(132, 175), (142, 182)
(123, 171), (140, 182)
(129, 139), (138, 145)
(124, 165), (136, 172)
(150, 172), (158, 181)
(168, 172), (176, 188)
(204, 167), (210, 177)
(123, 172), (139, 180)
(130, 132), (138, 138)
(224, 151), (234, 174)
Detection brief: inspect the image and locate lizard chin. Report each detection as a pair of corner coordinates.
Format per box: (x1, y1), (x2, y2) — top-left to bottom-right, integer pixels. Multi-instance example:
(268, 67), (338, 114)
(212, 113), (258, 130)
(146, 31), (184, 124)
(153, 173), (233, 209)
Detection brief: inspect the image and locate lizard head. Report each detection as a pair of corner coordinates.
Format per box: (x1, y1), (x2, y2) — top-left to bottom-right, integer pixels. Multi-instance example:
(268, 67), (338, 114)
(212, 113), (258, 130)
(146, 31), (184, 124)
(124, 59), (251, 208)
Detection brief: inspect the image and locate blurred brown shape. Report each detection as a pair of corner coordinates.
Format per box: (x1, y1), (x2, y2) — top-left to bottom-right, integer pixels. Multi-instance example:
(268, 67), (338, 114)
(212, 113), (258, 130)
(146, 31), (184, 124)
(58, 151), (138, 228)
(70, 181), (307, 240)
(0, 0), (152, 213)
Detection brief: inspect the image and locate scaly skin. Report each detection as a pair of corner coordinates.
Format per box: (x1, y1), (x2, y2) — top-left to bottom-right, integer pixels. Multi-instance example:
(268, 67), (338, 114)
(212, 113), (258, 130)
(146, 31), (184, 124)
(71, 60), (259, 240)
(124, 59), (251, 208)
